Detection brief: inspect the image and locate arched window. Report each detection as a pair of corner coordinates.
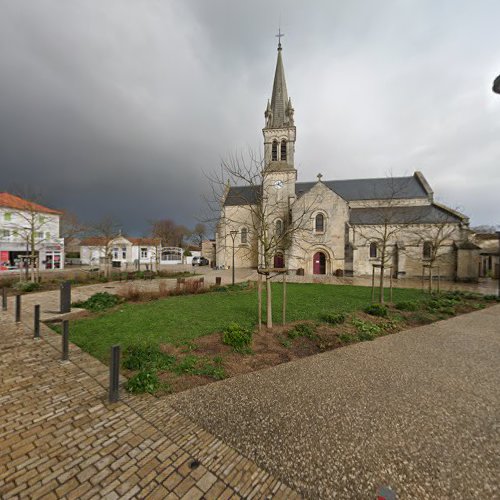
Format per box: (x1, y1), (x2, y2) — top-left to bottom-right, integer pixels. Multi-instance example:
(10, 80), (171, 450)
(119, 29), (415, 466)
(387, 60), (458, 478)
(271, 140), (278, 161)
(280, 140), (287, 161)
(315, 213), (324, 232)
(423, 241), (432, 259)
(369, 242), (378, 258)
(240, 227), (248, 244)
(275, 219), (283, 236)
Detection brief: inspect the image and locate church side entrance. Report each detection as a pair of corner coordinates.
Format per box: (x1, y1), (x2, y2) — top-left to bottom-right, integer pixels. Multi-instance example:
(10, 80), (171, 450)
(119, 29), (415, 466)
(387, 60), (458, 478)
(313, 252), (326, 274)
(274, 252), (285, 268)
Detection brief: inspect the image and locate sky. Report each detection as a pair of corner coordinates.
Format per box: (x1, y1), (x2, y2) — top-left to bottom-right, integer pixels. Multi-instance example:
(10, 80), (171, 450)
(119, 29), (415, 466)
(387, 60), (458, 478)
(0, 0), (499, 234)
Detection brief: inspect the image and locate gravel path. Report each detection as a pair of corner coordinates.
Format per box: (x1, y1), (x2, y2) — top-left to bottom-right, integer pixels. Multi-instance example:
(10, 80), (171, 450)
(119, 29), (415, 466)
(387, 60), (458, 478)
(169, 305), (500, 499)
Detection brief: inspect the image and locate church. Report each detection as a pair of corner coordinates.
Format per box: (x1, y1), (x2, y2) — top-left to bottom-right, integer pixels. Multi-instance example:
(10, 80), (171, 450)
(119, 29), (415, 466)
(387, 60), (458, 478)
(215, 40), (479, 281)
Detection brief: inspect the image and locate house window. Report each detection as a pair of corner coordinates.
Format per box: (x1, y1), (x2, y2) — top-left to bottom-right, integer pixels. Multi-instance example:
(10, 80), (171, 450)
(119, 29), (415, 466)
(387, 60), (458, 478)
(122, 247), (127, 259)
(272, 140), (278, 161)
(140, 247), (148, 258)
(2, 229), (10, 238)
(113, 247), (119, 259)
(39, 215), (45, 224)
(423, 241), (432, 260)
(45, 232), (51, 240)
(369, 242), (378, 258)
(315, 213), (324, 232)
(275, 219), (283, 236)
(36, 231), (44, 239)
(241, 227), (248, 244)
(280, 140), (287, 161)
(4, 212), (11, 221)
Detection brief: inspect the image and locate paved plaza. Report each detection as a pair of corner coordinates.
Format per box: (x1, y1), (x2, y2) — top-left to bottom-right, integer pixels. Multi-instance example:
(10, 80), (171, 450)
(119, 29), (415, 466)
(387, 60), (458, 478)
(0, 278), (499, 498)
(0, 307), (297, 498)
(170, 305), (500, 498)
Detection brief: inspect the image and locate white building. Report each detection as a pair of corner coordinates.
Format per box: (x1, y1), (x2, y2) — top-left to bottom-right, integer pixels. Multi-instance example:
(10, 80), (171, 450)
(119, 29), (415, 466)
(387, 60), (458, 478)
(80, 236), (186, 268)
(0, 192), (64, 271)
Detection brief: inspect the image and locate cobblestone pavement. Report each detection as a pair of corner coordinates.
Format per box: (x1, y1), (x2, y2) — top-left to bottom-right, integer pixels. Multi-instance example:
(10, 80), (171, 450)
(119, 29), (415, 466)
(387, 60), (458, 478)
(0, 310), (300, 499)
(169, 305), (500, 499)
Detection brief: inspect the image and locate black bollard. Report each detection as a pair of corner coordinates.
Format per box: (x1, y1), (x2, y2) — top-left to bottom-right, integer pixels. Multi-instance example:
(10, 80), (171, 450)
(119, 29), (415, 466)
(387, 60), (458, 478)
(60, 280), (71, 314)
(109, 345), (121, 403)
(15, 295), (21, 322)
(62, 320), (69, 361)
(34, 305), (40, 339)
(2, 288), (7, 311)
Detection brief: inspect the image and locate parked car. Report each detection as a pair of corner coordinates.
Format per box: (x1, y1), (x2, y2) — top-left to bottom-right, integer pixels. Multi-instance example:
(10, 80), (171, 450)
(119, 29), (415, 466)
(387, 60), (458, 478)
(192, 256), (209, 266)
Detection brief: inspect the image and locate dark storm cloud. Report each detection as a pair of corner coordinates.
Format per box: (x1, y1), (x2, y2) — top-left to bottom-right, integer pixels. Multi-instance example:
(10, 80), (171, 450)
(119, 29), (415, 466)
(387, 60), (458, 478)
(0, 0), (499, 233)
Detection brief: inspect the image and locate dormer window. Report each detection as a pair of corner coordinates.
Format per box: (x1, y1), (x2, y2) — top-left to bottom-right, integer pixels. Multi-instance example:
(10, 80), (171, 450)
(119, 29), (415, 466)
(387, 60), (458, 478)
(280, 140), (287, 161)
(272, 140), (278, 161)
(315, 213), (324, 232)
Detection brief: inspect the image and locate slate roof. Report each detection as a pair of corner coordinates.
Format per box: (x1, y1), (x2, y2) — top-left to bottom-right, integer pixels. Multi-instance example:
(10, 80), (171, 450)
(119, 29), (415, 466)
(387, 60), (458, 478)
(0, 192), (62, 215)
(349, 204), (465, 225)
(224, 174), (429, 206)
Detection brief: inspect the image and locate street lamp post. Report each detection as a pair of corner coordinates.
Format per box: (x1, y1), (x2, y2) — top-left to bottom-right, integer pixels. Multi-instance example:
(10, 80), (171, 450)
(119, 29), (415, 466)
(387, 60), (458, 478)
(229, 230), (238, 285)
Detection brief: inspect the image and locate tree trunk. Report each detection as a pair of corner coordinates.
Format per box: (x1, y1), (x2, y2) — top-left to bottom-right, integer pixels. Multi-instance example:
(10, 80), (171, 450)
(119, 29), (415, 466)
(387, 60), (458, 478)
(379, 264), (385, 304)
(258, 273), (262, 331)
(266, 274), (272, 329)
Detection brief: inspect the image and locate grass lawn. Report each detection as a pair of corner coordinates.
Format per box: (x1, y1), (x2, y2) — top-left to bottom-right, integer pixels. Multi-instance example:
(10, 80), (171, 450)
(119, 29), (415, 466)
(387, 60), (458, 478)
(62, 283), (424, 362)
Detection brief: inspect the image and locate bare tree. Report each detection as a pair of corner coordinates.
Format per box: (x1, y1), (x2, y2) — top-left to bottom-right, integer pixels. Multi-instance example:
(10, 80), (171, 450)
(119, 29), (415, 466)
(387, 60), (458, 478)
(8, 190), (57, 282)
(88, 216), (121, 277)
(60, 211), (87, 242)
(206, 149), (319, 328)
(351, 176), (425, 304)
(412, 204), (468, 292)
(190, 223), (206, 248)
(151, 219), (189, 248)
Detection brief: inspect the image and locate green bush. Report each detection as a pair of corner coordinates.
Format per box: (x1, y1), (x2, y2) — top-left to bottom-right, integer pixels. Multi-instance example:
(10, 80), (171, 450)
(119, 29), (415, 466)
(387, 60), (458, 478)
(357, 330), (376, 341)
(364, 304), (388, 317)
(483, 294), (500, 302)
(288, 322), (317, 339)
(124, 369), (160, 394)
(321, 312), (346, 325)
(339, 333), (356, 344)
(222, 323), (253, 353)
(72, 292), (121, 312)
(352, 318), (383, 336)
(395, 300), (420, 311)
(122, 344), (175, 371)
(13, 281), (41, 293)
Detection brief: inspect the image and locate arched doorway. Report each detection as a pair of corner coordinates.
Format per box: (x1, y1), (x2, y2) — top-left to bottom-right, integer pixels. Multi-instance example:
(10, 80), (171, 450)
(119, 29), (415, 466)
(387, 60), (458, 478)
(313, 252), (326, 274)
(274, 252), (285, 269)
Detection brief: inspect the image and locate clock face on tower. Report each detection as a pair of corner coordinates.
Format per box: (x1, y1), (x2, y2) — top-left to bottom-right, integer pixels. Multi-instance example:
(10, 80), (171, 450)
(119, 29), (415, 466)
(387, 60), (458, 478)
(274, 180), (284, 190)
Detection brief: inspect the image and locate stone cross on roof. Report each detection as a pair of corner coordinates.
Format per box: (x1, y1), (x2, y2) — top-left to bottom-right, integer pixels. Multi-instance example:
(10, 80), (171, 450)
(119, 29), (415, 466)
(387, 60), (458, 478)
(317, 173), (323, 182)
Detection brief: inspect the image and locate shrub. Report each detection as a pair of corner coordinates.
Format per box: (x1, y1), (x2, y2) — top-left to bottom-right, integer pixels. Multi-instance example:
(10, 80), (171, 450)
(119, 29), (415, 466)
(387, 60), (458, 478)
(72, 292), (121, 312)
(288, 322), (317, 339)
(364, 304), (388, 317)
(357, 330), (376, 341)
(321, 312), (346, 325)
(395, 300), (420, 311)
(13, 281), (41, 293)
(122, 344), (175, 371)
(339, 333), (356, 344)
(124, 369), (159, 394)
(352, 318), (382, 336)
(222, 323), (253, 353)
(484, 294), (500, 302)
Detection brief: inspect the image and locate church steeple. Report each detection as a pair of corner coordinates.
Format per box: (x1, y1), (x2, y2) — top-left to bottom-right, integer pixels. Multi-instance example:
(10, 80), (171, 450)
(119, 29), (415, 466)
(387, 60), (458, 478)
(263, 34), (296, 172)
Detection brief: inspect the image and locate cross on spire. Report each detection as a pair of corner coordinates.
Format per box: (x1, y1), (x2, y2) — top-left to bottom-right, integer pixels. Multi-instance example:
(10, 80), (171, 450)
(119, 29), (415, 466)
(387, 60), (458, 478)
(276, 28), (284, 50)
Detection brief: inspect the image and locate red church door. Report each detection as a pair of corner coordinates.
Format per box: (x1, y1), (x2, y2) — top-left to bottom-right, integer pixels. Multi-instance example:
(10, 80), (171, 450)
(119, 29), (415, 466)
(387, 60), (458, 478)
(313, 252), (326, 274)
(274, 253), (285, 268)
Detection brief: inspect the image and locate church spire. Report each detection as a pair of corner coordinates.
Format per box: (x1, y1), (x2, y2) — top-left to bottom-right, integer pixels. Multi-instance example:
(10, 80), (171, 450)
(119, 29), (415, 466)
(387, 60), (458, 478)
(264, 31), (294, 129)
